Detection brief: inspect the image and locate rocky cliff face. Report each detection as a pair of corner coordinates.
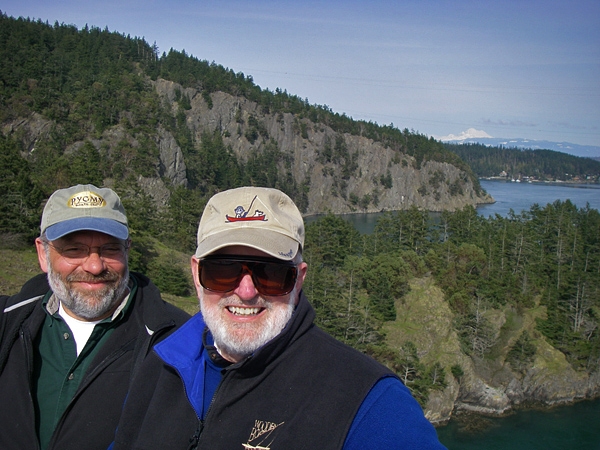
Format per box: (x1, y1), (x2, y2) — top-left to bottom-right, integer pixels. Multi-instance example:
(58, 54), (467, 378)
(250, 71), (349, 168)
(4, 78), (492, 213)
(152, 79), (493, 214)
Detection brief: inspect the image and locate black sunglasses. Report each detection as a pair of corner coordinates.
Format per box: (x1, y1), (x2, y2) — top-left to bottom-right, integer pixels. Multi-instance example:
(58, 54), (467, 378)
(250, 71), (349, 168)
(198, 255), (298, 296)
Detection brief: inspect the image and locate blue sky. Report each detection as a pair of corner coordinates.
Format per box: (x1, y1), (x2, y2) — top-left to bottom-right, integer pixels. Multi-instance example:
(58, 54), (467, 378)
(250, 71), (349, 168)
(2, 0), (599, 146)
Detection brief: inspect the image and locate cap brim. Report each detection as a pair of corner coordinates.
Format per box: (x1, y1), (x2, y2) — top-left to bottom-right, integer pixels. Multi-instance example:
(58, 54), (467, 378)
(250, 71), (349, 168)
(195, 228), (299, 260)
(45, 217), (129, 241)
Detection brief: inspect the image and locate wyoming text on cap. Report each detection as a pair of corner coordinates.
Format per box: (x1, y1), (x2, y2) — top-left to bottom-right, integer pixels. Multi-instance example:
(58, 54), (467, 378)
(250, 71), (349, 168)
(40, 184), (129, 241)
(195, 186), (304, 261)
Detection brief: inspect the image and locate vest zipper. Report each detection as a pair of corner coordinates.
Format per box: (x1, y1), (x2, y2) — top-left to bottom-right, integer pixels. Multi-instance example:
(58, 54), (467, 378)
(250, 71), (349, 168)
(187, 421), (203, 449)
(196, 363), (238, 445)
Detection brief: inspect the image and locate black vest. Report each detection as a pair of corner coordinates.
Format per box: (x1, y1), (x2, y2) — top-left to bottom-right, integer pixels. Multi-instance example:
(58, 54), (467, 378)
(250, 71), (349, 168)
(196, 293), (395, 449)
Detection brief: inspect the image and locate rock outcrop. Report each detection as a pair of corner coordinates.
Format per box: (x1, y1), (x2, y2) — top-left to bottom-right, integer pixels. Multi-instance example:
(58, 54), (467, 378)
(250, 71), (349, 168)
(386, 277), (600, 424)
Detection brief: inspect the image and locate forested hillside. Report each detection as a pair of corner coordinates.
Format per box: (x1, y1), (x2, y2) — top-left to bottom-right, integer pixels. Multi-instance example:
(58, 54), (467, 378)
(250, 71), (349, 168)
(1, 13), (599, 423)
(0, 13), (489, 247)
(445, 142), (600, 181)
(304, 200), (600, 419)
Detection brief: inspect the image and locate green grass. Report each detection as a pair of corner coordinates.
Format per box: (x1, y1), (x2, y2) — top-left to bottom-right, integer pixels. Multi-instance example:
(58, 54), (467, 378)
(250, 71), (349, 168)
(0, 247), (43, 295)
(162, 292), (199, 315)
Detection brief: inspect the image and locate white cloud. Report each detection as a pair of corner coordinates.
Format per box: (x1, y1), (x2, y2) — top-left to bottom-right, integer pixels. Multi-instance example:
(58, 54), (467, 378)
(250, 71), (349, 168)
(434, 128), (493, 142)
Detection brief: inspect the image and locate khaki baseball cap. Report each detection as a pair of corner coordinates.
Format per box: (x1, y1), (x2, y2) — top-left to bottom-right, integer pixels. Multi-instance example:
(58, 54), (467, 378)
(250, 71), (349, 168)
(40, 184), (129, 241)
(195, 187), (304, 261)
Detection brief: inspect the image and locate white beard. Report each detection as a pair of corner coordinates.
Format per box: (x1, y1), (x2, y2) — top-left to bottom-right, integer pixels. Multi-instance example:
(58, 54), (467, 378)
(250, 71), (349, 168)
(200, 286), (297, 362)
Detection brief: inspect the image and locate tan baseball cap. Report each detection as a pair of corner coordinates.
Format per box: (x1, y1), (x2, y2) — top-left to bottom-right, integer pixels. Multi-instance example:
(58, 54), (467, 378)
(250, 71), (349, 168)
(40, 184), (129, 241)
(195, 187), (304, 261)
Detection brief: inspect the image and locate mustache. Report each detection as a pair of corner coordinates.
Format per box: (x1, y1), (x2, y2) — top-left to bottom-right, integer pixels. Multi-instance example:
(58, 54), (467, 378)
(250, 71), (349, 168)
(217, 296), (268, 309)
(66, 271), (119, 283)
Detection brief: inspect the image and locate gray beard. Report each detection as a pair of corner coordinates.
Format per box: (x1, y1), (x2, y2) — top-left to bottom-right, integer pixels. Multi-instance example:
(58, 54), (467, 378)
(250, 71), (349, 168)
(200, 286), (297, 362)
(47, 263), (129, 321)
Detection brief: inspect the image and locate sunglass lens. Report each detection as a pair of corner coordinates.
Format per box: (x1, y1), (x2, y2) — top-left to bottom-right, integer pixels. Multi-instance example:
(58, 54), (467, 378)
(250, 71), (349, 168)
(200, 260), (243, 292)
(199, 259), (297, 296)
(252, 263), (297, 296)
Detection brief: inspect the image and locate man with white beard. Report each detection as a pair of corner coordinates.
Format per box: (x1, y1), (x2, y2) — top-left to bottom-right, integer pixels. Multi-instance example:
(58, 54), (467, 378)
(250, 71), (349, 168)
(0, 184), (189, 450)
(111, 186), (446, 449)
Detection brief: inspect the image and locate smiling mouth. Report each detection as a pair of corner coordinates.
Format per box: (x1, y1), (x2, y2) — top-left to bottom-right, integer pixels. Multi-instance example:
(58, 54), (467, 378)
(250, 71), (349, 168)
(227, 306), (263, 316)
(73, 279), (113, 289)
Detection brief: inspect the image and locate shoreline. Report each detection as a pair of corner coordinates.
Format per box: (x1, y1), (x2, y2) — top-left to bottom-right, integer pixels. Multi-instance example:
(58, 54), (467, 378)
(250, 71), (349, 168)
(436, 395), (600, 430)
(480, 177), (600, 187)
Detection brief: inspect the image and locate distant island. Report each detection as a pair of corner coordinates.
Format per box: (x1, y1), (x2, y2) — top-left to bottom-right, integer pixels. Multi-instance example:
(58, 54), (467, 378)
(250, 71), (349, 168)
(444, 142), (600, 183)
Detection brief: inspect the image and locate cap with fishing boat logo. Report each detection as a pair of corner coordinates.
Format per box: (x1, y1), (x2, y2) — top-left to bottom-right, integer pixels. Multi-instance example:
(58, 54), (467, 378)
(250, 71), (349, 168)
(40, 184), (129, 241)
(195, 187), (304, 261)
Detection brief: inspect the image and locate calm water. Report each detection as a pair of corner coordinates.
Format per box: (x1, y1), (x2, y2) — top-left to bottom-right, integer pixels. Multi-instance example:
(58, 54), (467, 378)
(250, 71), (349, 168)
(436, 399), (600, 450)
(477, 180), (600, 218)
(306, 181), (600, 234)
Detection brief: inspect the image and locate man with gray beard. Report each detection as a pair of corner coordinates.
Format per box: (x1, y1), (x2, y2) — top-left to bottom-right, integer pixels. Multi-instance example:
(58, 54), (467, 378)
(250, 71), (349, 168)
(111, 186), (446, 449)
(0, 184), (190, 450)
